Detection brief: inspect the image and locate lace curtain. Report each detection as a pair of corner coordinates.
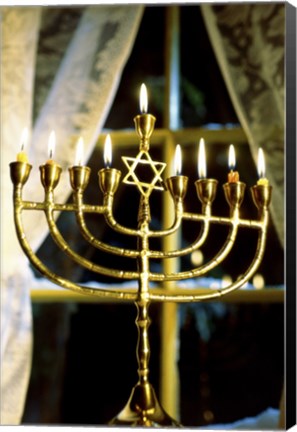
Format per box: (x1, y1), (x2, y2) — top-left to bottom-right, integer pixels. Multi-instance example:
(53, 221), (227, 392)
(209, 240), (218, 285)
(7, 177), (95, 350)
(0, 5), (143, 424)
(201, 3), (285, 247)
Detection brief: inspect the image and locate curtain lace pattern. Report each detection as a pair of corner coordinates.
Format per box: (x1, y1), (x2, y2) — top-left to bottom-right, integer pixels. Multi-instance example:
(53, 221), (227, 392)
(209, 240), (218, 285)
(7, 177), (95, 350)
(0, 5), (143, 424)
(201, 4), (285, 247)
(1, 8), (41, 424)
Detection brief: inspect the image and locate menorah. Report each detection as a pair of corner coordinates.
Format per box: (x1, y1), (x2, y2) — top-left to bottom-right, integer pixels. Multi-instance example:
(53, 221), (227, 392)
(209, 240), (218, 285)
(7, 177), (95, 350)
(10, 84), (272, 427)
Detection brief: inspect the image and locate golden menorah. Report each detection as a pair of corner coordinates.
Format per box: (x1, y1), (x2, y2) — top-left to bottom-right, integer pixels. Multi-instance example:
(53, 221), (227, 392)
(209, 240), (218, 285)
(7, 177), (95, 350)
(10, 85), (272, 427)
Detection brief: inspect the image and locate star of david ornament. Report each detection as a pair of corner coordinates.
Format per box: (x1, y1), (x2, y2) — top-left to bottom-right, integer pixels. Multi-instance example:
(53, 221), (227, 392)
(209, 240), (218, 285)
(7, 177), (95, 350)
(122, 150), (166, 198)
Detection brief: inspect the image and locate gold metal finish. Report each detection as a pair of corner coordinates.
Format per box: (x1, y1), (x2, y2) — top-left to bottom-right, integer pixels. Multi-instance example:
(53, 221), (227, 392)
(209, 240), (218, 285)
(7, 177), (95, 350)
(122, 150), (166, 198)
(69, 166), (91, 191)
(40, 163), (62, 190)
(251, 184), (273, 210)
(134, 113), (156, 151)
(195, 179), (218, 210)
(223, 181), (246, 208)
(10, 161), (32, 185)
(166, 175), (188, 201)
(10, 111), (272, 427)
(98, 167), (121, 195)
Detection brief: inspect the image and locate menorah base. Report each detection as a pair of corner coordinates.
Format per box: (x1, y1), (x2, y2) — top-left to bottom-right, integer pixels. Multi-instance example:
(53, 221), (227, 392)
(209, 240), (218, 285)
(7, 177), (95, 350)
(108, 382), (181, 427)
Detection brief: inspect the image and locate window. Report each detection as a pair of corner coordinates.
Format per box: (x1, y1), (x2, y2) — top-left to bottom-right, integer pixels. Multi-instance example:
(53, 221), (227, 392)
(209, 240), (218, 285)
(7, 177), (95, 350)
(24, 5), (284, 427)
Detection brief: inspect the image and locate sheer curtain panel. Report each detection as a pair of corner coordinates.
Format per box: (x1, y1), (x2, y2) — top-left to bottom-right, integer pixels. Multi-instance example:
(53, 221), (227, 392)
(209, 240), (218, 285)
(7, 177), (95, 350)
(201, 4), (285, 247)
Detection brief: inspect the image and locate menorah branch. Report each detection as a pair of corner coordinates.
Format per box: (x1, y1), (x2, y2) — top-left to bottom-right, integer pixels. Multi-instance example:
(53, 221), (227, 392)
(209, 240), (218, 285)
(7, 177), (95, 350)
(73, 192), (140, 258)
(149, 221), (239, 282)
(148, 219), (210, 259)
(45, 207), (139, 280)
(13, 203), (138, 301)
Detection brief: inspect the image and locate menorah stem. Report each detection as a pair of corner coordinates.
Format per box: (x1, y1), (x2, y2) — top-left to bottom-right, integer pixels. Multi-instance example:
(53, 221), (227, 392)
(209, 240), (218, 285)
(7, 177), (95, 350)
(109, 197), (180, 427)
(13, 184), (22, 206)
(135, 197), (152, 384)
(44, 189), (54, 204)
(109, 295), (180, 426)
(135, 299), (151, 385)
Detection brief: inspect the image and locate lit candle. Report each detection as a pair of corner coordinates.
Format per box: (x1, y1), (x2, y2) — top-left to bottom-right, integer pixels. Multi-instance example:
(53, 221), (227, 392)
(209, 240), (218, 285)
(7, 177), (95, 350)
(257, 147), (269, 185)
(227, 144), (240, 182)
(140, 83), (148, 114)
(46, 130), (56, 164)
(104, 134), (112, 168)
(16, 128), (29, 163)
(174, 144), (182, 176)
(75, 137), (84, 166)
(198, 138), (207, 179)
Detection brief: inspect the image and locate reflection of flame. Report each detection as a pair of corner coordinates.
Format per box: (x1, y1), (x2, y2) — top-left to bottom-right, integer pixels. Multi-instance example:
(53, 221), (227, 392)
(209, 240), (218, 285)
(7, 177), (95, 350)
(253, 273), (265, 289)
(228, 144), (236, 170)
(257, 148), (266, 178)
(198, 138), (206, 179)
(191, 250), (204, 266)
(48, 130), (56, 159)
(104, 134), (112, 167)
(20, 128), (29, 152)
(174, 144), (182, 176)
(75, 137), (84, 166)
(140, 83), (148, 114)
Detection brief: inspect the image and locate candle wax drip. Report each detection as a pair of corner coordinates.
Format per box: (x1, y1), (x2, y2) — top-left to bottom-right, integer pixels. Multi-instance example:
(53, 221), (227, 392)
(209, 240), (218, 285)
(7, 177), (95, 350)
(228, 170), (239, 183)
(257, 177), (269, 186)
(16, 152), (28, 163)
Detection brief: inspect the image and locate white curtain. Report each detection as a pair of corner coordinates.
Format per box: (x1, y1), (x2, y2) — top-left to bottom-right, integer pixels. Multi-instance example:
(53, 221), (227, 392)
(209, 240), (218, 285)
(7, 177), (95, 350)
(201, 3), (285, 247)
(0, 5), (144, 424)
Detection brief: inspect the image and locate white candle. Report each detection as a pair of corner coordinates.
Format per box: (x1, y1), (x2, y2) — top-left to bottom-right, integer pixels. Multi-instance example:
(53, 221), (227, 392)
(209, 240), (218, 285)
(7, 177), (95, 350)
(257, 148), (269, 185)
(198, 138), (206, 179)
(140, 83), (148, 114)
(104, 134), (112, 168)
(228, 144), (236, 170)
(174, 144), (182, 176)
(75, 137), (84, 166)
(228, 144), (239, 182)
(46, 130), (56, 164)
(16, 128), (29, 162)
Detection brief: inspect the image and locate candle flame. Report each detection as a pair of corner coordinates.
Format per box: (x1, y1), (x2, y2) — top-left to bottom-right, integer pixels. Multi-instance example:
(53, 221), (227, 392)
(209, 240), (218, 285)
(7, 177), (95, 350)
(174, 144), (182, 176)
(257, 147), (266, 178)
(104, 134), (112, 167)
(48, 130), (56, 159)
(140, 83), (148, 114)
(228, 144), (236, 170)
(198, 138), (207, 179)
(20, 127), (29, 151)
(75, 137), (84, 166)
